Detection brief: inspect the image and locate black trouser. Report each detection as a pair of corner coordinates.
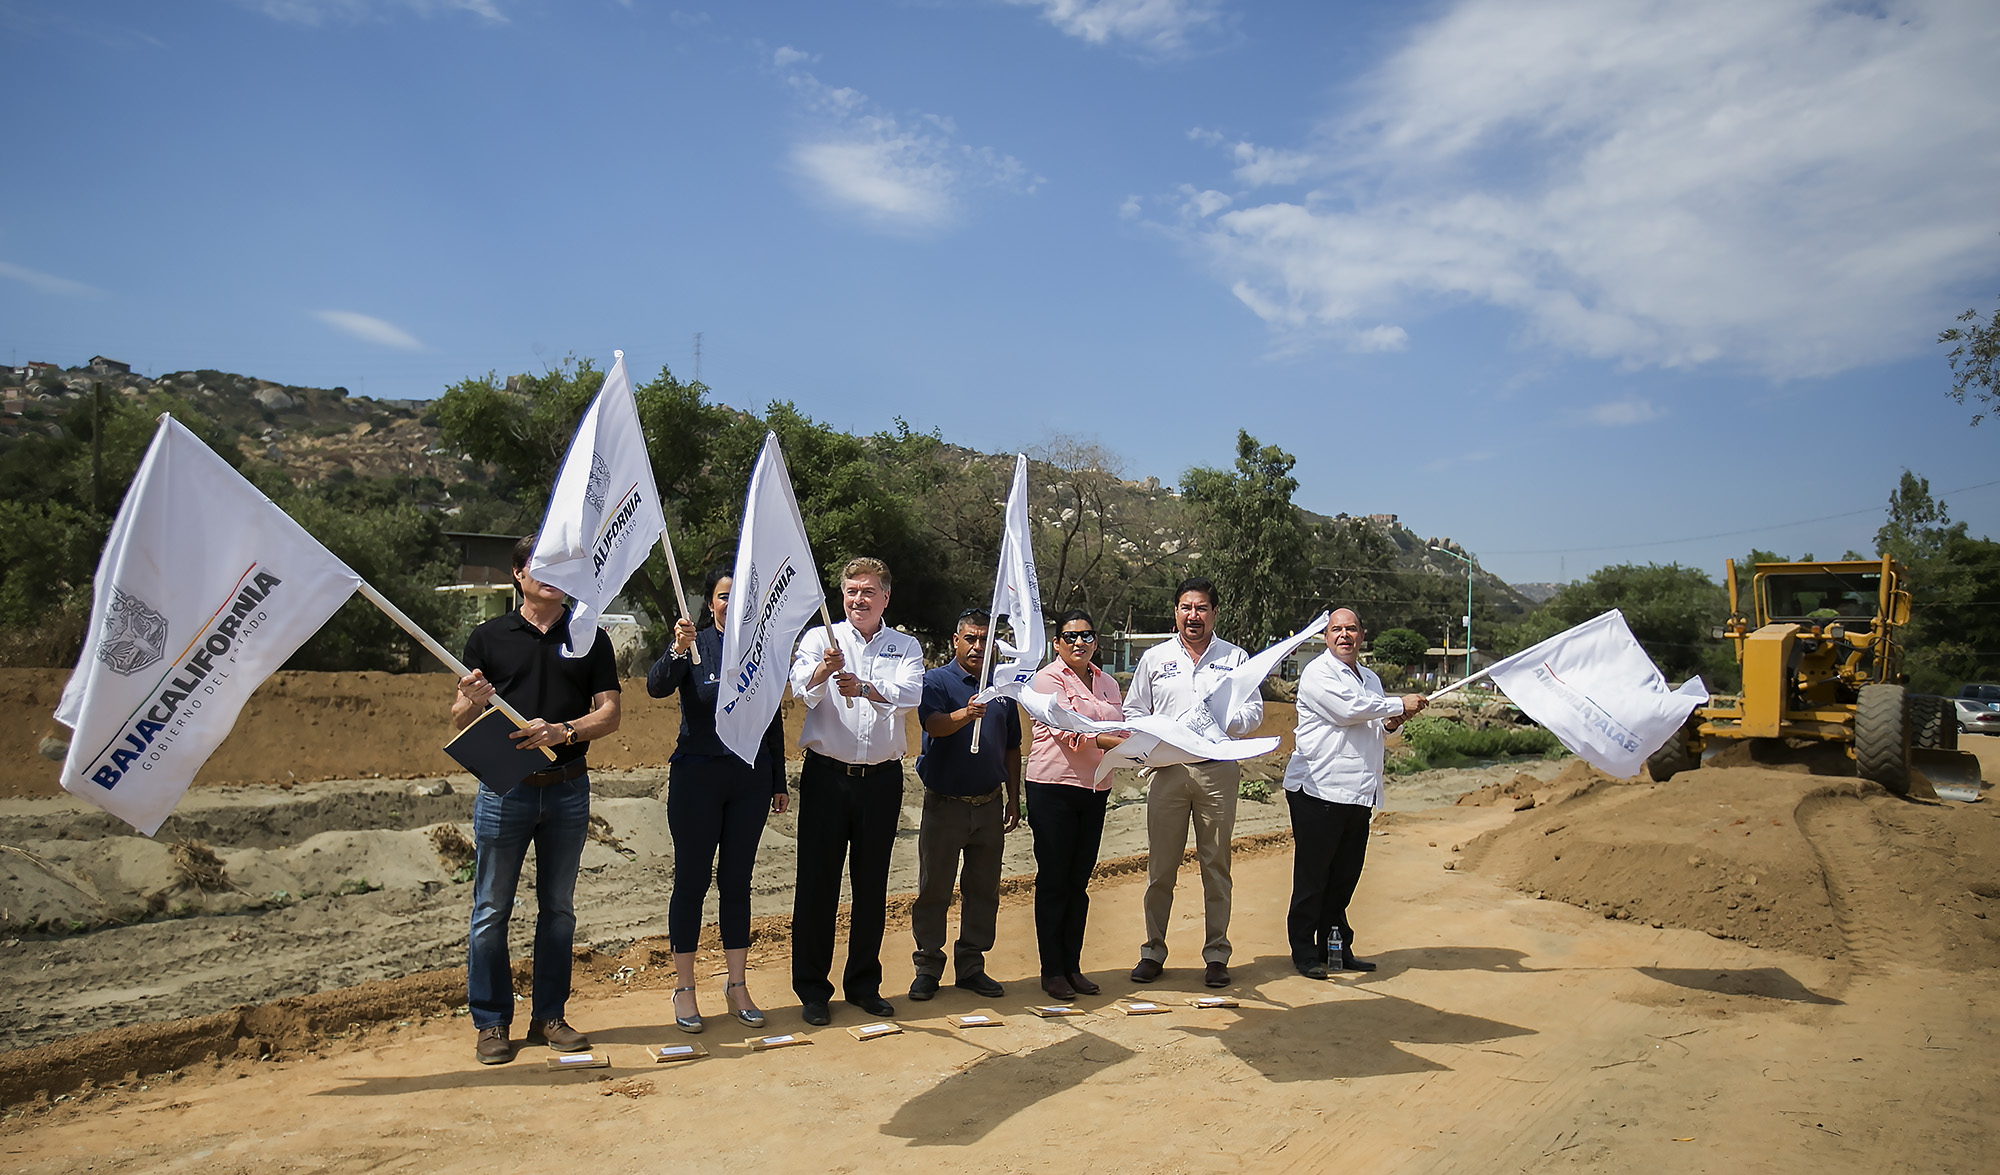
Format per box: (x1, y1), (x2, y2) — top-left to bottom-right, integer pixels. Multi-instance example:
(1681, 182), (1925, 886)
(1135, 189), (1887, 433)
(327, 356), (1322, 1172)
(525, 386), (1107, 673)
(666, 755), (772, 953)
(1026, 780), (1108, 978)
(791, 752), (902, 1005)
(1286, 789), (1372, 961)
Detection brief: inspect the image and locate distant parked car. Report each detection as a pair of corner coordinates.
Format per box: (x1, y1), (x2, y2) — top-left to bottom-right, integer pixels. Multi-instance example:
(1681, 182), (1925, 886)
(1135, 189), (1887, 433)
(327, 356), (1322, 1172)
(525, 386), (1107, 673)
(1961, 683), (2000, 703)
(1957, 698), (2000, 736)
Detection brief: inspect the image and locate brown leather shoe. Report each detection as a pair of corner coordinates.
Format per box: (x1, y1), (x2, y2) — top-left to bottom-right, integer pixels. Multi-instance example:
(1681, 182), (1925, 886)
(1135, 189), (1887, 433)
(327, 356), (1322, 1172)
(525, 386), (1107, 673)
(1067, 972), (1101, 996)
(1040, 975), (1077, 1001)
(474, 1025), (513, 1065)
(527, 1018), (590, 1052)
(1130, 958), (1163, 983)
(1204, 962), (1230, 988)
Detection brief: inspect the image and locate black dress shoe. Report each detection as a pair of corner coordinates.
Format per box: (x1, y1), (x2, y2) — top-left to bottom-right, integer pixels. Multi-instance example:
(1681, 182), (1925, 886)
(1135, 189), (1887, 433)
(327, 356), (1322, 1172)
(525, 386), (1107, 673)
(1340, 950), (1377, 972)
(801, 1002), (831, 1026)
(1204, 961), (1230, 988)
(1066, 972), (1101, 996)
(908, 974), (940, 1001)
(847, 994), (896, 1018)
(1040, 975), (1078, 1001)
(955, 973), (1004, 999)
(1296, 958), (1329, 980)
(1130, 958), (1163, 983)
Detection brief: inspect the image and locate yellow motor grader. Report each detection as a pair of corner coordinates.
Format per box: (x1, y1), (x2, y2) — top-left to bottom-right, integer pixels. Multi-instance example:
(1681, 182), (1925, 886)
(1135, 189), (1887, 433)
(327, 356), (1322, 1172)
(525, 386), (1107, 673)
(1645, 556), (1982, 794)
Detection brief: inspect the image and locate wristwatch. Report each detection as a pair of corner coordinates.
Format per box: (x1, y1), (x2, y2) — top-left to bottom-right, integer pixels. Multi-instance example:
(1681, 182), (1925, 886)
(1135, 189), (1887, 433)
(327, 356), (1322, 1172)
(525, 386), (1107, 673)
(859, 681), (873, 700)
(562, 721), (576, 745)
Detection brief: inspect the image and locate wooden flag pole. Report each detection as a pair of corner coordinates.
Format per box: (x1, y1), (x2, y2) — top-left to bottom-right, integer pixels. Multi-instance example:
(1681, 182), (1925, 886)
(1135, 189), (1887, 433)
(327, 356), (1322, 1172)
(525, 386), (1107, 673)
(658, 529), (699, 665)
(356, 581), (532, 727)
(820, 601), (854, 709)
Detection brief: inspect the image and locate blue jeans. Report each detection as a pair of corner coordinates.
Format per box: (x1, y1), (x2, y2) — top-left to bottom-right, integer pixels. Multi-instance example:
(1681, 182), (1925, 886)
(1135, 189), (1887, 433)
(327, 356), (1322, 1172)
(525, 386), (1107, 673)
(468, 774), (590, 1029)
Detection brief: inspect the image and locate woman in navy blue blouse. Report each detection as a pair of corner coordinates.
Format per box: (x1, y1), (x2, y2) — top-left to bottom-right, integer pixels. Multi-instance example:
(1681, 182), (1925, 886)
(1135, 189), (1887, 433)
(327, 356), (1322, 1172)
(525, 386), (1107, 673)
(647, 566), (789, 1032)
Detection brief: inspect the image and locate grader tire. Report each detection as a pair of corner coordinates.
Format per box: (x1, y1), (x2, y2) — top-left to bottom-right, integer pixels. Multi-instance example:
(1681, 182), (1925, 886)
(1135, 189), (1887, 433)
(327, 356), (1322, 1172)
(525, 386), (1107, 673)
(1910, 694), (1958, 752)
(1646, 725), (1696, 783)
(1856, 684), (1912, 796)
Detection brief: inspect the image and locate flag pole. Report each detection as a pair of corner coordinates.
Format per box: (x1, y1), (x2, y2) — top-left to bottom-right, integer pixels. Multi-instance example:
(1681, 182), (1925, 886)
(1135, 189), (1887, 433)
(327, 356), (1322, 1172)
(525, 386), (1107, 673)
(1427, 664), (1496, 703)
(819, 601), (854, 709)
(658, 528), (699, 665)
(969, 607), (998, 753)
(355, 581), (532, 727)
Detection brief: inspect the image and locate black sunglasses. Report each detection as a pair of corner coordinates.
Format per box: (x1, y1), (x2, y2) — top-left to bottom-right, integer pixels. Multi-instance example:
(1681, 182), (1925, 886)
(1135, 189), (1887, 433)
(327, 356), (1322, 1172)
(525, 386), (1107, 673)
(1057, 630), (1097, 643)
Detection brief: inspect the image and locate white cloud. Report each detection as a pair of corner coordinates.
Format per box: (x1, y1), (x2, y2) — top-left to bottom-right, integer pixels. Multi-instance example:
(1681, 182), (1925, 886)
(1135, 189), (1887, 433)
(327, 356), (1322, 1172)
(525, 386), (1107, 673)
(772, 45), (810, 68)
(1170, 0), (2000, 377)
(778, 58), (1039, 233)
(0, 260), (102, 297)
(314, 310), (425, 350)
(244, 0), (505, 26)
(1586, 396), (1662, 426)
(1003, 0), (1226, 56)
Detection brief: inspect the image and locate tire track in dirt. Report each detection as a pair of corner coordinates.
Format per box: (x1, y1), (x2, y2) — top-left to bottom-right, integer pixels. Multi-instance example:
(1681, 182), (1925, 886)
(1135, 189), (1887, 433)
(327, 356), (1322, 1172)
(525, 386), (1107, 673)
(1794, 785), (1946, 976)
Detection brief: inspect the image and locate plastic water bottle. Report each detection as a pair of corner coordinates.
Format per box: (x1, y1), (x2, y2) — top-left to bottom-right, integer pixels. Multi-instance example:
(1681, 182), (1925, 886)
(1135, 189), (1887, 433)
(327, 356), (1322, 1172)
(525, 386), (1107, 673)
(1327, 928), (1344, 971)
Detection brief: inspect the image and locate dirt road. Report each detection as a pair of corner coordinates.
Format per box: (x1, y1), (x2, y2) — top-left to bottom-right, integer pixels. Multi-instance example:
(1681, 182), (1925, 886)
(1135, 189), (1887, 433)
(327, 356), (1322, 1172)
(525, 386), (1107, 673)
(4, 742), (1997, 1172)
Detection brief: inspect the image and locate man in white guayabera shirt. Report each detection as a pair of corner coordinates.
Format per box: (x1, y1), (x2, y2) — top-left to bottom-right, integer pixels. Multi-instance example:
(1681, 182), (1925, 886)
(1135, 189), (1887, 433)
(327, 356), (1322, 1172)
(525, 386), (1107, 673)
(1124, 577), (1263, 990)
(1282, 608), (1426, 978)
(787, 557), (924, 1028)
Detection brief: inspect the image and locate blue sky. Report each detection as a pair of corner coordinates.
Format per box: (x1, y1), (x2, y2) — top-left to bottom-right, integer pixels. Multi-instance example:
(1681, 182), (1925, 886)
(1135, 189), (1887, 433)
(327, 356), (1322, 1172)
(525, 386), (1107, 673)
(5, 0), (1998, 586)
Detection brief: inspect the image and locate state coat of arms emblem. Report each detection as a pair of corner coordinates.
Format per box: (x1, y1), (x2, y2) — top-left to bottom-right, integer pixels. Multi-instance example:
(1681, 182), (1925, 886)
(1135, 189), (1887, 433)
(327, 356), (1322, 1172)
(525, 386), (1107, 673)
(97, 588), (169, 677)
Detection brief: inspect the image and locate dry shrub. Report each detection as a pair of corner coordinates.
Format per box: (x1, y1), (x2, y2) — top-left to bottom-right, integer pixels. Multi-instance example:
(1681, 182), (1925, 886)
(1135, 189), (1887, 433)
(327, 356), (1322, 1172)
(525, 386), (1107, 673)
(170, 840), (231, 893)
(429, 824), (475, 870)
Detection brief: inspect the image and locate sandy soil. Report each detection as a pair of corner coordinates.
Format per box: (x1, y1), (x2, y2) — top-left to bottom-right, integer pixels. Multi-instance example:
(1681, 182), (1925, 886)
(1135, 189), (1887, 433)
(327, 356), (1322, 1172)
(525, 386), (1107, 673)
(2, 741), (1995, 1173)
(4, 664), (1996, 1172)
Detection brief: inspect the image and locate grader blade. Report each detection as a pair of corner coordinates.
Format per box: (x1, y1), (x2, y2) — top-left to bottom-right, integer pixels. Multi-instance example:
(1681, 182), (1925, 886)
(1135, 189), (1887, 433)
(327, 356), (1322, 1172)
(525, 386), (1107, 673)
(1912, 748), (1985, 796)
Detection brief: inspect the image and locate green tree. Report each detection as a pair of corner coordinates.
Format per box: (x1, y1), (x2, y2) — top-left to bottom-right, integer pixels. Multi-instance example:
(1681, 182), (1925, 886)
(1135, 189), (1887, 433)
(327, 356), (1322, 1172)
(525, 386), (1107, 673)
(1182, 430), (1312, 648)
(1496, 563), (1732, 688)
(1940, 293), (2000, 427)
(1875, 470), (1963, 565)
(1371, 627), (1429, 668)
(280, 493), (475, 672)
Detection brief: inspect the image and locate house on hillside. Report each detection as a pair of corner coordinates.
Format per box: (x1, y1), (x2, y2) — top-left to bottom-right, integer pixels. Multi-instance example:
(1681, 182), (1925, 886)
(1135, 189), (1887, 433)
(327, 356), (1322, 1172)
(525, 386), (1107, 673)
(16, 361), (59, 380)
(89, 356), (132, 375)
(436, 531), (524, 620)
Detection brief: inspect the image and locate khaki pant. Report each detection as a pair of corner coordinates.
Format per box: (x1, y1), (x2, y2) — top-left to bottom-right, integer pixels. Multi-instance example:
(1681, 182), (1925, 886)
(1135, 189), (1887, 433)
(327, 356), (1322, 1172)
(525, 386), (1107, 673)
(1140, 760), (1240, 965)
(911, 789), (1005, 980)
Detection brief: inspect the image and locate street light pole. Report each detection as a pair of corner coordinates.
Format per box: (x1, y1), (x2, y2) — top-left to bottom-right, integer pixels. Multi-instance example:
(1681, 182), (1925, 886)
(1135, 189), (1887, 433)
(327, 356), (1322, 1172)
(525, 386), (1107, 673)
(1429, 545), (1475, 685)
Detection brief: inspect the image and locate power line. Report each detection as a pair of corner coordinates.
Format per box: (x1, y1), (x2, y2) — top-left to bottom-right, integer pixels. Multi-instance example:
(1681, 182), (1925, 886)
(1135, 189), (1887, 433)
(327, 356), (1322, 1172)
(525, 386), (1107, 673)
(1484, 476), (2000, 556)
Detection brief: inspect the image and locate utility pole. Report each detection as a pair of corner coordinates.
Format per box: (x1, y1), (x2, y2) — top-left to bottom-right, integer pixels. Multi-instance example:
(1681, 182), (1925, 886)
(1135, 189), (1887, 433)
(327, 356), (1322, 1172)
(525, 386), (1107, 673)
(692, 332), (702, 384)
(1429, 544), (1475, 685)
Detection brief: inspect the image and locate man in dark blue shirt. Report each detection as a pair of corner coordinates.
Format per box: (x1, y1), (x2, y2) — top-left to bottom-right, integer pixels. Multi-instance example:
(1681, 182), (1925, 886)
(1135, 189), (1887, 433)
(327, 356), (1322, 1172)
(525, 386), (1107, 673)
(909, 608), (1022, 1001)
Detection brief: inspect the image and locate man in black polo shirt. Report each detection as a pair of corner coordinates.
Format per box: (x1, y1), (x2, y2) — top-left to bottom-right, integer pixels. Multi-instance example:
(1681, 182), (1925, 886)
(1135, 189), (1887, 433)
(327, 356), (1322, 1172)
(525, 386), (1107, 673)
(909, 608), (1022, 1002)
(451, 534), (621, 1065)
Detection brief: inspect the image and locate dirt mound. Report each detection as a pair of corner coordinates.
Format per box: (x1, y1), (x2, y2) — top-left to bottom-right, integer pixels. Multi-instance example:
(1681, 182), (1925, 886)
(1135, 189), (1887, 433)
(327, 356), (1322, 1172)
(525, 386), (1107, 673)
(1454, 758), (1614, 810)
(1460, 761), (2000, 968)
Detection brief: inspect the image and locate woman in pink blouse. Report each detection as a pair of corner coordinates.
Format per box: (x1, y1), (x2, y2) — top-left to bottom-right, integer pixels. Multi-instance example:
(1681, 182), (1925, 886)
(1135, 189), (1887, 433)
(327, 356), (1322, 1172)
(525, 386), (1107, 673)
(1026, 609), (1128, 1000)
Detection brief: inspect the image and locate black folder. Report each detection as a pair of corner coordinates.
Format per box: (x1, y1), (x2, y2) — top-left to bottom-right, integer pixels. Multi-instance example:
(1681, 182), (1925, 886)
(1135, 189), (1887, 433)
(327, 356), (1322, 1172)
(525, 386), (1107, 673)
(444, 706), (558, 794)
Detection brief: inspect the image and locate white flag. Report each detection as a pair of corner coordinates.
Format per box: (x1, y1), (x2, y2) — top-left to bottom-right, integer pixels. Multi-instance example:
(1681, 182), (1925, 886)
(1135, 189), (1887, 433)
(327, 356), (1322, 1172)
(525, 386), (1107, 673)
(1009, 684), (1279, 784)
(54, 416), (362, 835)
(1191, 612), (1329, 739)
(528, 351), (666, 657)
(716, 433), (827, 766)
(1482, 610), (1709, 778)
(974, 454), (1045, 701)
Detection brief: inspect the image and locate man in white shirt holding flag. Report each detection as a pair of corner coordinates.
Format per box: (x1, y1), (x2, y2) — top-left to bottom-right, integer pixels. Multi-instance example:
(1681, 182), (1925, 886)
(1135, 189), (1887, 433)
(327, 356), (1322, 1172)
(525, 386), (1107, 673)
(1283, 608), (1427, 978)
(1124, 576), (1262, 989)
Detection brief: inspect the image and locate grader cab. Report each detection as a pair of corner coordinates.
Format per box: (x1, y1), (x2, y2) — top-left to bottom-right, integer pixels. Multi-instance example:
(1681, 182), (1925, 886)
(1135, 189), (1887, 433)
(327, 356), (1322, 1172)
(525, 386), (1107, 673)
(1645, 556), (1981, 794)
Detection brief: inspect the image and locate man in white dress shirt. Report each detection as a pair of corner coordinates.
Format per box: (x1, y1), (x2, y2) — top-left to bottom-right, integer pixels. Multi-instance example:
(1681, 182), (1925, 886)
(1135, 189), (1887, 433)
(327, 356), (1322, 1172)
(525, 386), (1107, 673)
(1283, 608), (1426, 978)
(787, 557), (924, 1025)
(1125, 577), (1264, 989)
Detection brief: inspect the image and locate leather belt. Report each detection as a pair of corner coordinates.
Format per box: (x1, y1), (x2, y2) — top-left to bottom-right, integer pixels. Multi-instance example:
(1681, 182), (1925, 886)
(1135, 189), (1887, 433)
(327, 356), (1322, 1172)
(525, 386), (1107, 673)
(941, 787), (1003, 806)
(521, 760), (589, 787)
(807, 750), (897, 778)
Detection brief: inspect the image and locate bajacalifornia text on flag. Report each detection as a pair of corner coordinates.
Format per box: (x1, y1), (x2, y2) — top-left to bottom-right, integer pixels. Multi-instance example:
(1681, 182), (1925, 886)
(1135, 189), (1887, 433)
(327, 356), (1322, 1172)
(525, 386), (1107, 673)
(715, 431), (833, 766)
(527, 349), (692, 660)
(1432, 609), (1709, 779)
(54, 416), (364, 835)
